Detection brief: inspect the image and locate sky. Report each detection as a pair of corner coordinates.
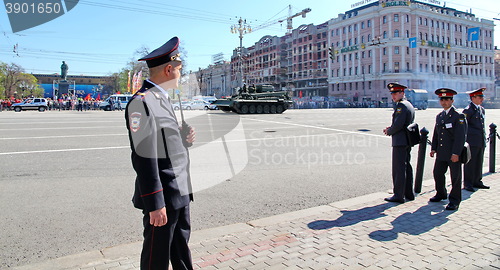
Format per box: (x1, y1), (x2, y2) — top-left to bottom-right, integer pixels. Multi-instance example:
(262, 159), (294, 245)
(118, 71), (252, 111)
(0, 0), (498, 76)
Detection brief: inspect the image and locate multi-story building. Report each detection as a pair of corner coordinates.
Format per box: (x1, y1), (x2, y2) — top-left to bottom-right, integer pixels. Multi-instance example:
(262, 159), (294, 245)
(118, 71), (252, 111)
(495, 48), (500, 99)
(285, 23), (329, 98)
(199, 0), (495, 103)
(328, 0), (495, 103)
(196, 62), (232, 97)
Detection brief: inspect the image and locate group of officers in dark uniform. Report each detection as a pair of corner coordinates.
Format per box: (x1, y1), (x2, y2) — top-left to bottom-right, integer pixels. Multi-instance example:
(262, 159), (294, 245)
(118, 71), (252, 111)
(384, 82), (490, 211)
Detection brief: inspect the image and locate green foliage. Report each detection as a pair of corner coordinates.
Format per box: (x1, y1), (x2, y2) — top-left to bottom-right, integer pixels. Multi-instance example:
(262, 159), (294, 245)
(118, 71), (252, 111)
(0, 61), (44, 99)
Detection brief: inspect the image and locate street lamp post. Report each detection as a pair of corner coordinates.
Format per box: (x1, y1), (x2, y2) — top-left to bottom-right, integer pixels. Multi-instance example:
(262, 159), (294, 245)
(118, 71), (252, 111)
(231, 17), (252, 87)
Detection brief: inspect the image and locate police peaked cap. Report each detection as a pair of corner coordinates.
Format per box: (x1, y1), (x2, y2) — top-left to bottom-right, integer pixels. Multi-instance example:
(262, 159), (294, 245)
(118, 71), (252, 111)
(138, 36), (181, 68)
(435, 88), (457, 98)
(466, 87), (485, 97)
(387, 83), (407, 92)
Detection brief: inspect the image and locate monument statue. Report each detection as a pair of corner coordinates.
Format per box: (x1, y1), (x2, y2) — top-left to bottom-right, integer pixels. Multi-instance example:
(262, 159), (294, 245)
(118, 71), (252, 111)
(61, 61), (68, 80)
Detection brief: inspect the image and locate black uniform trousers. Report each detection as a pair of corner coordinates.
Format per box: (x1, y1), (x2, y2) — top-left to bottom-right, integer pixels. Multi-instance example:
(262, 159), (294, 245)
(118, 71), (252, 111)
(392, 146), (414, 200)
(433, 159), (462, 205)
(141, 205), (193, 270)
(464, 146), (485, 188)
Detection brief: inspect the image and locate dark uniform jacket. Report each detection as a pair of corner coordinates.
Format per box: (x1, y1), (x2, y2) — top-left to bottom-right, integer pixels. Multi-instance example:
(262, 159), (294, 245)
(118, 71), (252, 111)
(431, 106), (467, 161)
(463, 102), (486, 147)
(125, 80), (192, 213)
(386, 100), (415, 146)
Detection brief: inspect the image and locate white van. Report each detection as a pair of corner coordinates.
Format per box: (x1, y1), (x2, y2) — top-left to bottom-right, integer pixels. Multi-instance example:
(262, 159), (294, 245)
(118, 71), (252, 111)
(99, 94), (133, 111)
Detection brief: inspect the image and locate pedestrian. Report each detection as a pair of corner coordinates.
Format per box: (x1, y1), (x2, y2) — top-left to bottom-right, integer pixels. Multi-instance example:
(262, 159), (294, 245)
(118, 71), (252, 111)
(125, 36), (195, 270)
(383, 83), (416, 203)
(108, 97), (114, 111)
(116, 98), (122, 111)
(462, 87), (490, 191)
(429, 88), (467, 211)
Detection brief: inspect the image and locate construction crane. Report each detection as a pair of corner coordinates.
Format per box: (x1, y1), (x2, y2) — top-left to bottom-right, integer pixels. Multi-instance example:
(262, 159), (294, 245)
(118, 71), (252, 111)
(252, 5), (311, 34)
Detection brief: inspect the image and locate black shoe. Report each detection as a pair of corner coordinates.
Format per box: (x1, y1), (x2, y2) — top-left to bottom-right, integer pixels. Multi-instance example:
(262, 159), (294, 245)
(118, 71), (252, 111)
(445, 203), (459, 210)
(464, 186), (476, 192)
(429, 196), (447, 202)
(474, 184), (490, 189)
(405, 196), (415, 201)
(384, 196), (404, 203)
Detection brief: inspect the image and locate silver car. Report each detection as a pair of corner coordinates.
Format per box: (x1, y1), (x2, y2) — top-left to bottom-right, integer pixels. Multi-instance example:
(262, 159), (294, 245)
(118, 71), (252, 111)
(12, 98), (48, 112)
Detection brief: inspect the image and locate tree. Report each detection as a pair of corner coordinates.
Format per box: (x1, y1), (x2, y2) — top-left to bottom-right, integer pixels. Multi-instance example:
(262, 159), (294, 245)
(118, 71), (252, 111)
(17, 73), (44, 98)
(0, 62), (43, 99)
(0, 62), (23, 98)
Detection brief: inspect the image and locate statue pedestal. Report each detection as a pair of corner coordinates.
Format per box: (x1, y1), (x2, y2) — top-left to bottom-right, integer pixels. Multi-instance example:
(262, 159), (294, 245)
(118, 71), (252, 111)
(53, 80), (75, 99)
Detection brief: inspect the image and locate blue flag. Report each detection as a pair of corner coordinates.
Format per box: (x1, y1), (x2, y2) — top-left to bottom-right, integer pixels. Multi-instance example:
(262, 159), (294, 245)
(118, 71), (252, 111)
(409, 37), (417, 48)
(468, 27), (480, 41)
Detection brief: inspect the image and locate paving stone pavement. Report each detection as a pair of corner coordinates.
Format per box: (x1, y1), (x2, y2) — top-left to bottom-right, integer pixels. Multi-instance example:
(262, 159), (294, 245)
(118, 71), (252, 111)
(13, 171), (500, 270)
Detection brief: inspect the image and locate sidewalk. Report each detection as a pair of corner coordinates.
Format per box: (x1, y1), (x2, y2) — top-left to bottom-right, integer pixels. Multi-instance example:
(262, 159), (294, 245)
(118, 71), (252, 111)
(14, 170), (500, 270)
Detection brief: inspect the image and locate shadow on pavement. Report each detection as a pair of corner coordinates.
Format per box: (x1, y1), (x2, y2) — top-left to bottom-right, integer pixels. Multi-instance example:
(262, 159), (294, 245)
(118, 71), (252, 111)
(369, 191), (473, 241)
(307, 203), (398, 230)
(307, 190), (473, 241)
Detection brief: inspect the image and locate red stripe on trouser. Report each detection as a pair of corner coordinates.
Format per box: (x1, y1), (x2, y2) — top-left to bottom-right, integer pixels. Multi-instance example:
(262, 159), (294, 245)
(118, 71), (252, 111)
(149, 226), (155, 270)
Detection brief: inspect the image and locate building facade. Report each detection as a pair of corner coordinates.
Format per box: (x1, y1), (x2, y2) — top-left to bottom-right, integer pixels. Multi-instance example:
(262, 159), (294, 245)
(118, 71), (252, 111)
(198, 0), (495, 103)
(328, 0), (495, 103)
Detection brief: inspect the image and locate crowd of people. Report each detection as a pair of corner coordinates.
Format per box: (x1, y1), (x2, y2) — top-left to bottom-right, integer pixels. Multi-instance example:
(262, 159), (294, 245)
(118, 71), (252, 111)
(0, 95), (102, 111)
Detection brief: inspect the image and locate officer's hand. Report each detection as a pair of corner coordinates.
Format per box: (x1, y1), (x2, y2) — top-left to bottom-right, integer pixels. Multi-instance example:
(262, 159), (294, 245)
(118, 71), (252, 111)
(451, 154), (459, 163)
(186, 127), (196, 144)
(149, 207), (167, 227)
(430, 150), (435, 158)
(383, 127), (389, 135)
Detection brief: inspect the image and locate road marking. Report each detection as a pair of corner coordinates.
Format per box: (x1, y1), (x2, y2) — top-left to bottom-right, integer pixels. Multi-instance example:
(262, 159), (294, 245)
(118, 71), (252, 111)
(243, 118), (389, 139)
(0, 134), (126, 140)
(0, 146), (129, 155)
(0, 126), (124, 131)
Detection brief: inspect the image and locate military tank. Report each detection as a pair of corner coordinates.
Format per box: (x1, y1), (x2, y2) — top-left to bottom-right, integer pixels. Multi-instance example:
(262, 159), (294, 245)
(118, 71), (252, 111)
(211, 84), (293, 114)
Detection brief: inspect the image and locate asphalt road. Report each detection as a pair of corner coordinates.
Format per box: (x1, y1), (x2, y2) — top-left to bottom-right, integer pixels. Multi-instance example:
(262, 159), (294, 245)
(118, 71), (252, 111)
(0, 107), (498, 268)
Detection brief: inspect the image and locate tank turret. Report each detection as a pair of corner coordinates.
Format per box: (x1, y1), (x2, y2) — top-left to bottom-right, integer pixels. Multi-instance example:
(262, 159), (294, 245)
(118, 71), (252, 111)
(211, 84), (293, 114)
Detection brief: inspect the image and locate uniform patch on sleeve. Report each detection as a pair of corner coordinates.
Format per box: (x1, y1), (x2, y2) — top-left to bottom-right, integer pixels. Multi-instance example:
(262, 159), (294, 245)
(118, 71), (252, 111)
(396, 107), (402, 113)
(130, 112), (142, 132)
(459, 118), (465, 124)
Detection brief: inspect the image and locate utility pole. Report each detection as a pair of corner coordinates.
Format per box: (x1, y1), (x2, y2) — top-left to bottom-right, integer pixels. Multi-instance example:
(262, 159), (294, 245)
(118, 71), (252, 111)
(231, 18), (252, 87)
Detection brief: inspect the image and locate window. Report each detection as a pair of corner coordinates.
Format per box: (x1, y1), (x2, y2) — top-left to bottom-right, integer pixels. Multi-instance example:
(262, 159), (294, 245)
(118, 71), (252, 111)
(395, 62), (400, 73)
(367, 20), (371, 27)
(394, 30), (400, 37)
(361, 22), (365, 29)
(406, 30), (410, 38)
(383, 31), (387, 38)
(406, 15), (410, 22)
(383, 16), (387, 24)
(394, 14), (399, 22)
(395, 46), (400, 54)
(383, 48), (387, 55)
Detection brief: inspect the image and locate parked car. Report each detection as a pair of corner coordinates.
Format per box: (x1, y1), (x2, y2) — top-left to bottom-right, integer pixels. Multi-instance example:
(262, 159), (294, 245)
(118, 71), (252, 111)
(184, 100), (210, 110)
(12, 98), (48, 112)
(99, 94), (133, 111)
(172, 101), (191, 110)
